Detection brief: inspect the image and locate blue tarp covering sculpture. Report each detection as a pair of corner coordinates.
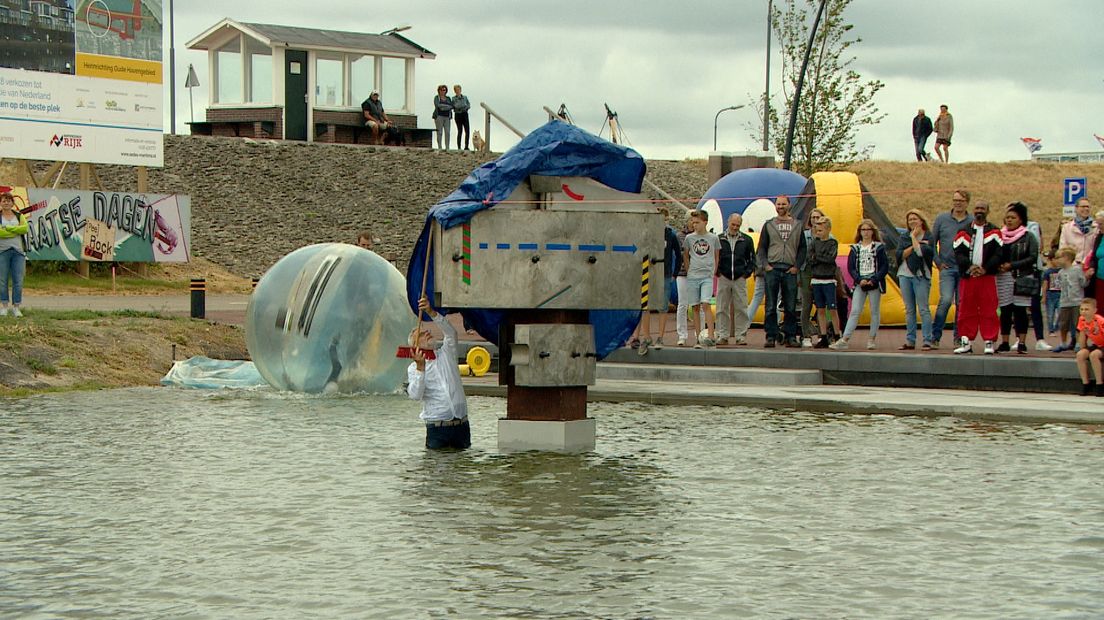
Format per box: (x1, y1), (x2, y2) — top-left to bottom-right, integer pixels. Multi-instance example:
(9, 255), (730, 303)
(406, 121), (648, 359)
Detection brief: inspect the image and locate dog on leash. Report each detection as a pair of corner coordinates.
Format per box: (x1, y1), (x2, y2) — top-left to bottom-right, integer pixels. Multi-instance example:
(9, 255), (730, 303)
(472, 130), (485, 152)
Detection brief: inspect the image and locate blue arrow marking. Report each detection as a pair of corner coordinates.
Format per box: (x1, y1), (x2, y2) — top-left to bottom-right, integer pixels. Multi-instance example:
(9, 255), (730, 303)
(546, 243), (571, 251)
(518, 243), (538, 250)
(578, 244), (606, 252)
(612, 244), (638, 253)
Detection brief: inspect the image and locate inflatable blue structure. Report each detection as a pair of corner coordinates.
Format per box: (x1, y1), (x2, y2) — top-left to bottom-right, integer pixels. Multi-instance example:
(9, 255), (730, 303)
(696, 168), (808, 233)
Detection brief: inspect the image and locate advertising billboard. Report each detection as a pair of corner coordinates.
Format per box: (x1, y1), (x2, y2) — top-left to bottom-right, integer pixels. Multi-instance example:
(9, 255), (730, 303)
(0, 0), (164, 166)
(2, 184), (190, 262)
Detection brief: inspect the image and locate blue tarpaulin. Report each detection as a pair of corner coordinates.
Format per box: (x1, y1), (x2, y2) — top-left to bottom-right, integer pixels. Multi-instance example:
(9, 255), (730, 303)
(405, 121), (647, 359)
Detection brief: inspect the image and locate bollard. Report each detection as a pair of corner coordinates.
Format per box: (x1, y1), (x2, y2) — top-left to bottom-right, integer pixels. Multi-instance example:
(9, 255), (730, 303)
(190, 278), (206, 319)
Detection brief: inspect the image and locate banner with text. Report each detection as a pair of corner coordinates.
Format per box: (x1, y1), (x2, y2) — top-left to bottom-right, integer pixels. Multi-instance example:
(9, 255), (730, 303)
(1, 186), (190, 263)
(0, 1), (164, 166)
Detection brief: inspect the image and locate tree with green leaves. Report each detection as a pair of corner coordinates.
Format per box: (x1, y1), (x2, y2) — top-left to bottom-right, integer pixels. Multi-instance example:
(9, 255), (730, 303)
(762, 0), (885, 176)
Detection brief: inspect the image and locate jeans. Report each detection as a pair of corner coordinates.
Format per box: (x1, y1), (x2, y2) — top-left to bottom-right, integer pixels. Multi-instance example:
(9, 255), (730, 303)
(932, 267), (961, 343)
(1030, 294), (1045, 340)
(434, 115), (451, 149)
(914, 135), (929, 161)
(426, 419), (471, 449)
(764, 268), (798, 340)
(746, 275), (765, 323)
(1045, 291), (1061, 333)
(842, 286), (882, 340)
(899, 275), (932, 345)
(455, 111), (470, 149)
(0, 248), (26, 305)
(799, 270), (817, 338)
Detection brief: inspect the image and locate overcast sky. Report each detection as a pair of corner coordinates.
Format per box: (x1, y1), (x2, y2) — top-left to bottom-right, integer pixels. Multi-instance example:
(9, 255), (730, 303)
(164, 0), (1103, 163)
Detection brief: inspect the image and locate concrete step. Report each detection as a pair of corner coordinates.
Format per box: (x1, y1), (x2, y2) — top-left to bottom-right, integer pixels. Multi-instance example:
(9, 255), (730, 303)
(597, 362), (822, 385)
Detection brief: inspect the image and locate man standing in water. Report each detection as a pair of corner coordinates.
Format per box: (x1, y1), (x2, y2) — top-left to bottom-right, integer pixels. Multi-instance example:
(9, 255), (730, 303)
(408, 296), (470, 449)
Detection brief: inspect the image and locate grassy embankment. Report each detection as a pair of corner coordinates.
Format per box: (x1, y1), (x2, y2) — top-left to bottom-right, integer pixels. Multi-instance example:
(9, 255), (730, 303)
(0, 308), (247, 397)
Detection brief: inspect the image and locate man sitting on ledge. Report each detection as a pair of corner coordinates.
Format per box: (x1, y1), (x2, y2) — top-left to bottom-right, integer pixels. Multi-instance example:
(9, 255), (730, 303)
(361, 90), (391, 145)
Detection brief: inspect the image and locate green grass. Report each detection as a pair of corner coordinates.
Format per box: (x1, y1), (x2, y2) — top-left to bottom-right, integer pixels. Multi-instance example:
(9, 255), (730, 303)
(0, 381), (108, 398)
(25, 358), (57, 375)
(21, 308), (165, 320)
(24, 272), (181, 292)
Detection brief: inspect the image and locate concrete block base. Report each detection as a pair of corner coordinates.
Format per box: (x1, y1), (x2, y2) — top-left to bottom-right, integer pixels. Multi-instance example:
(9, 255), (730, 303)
(497, 418), (596, 453)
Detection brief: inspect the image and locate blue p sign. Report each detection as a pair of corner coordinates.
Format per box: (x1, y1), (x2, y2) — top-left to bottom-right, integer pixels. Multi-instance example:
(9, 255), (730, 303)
(1064, 178), (1087, 206)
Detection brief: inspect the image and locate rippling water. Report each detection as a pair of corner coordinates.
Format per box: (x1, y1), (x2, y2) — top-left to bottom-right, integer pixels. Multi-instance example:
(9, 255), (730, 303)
(2, 388), (1102, 619)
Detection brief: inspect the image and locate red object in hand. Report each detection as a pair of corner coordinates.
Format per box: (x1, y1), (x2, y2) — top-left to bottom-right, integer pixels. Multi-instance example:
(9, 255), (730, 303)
(396, 346), (436, 360)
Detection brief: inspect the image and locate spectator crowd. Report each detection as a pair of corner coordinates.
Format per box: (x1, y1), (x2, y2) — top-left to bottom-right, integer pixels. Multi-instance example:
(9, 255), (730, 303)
(630, 192), (1104, 396)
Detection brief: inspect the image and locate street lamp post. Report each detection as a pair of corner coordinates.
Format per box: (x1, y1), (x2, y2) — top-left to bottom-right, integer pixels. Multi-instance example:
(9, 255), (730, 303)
(713, 104), (746, 152)
(763, 0), (772, 153)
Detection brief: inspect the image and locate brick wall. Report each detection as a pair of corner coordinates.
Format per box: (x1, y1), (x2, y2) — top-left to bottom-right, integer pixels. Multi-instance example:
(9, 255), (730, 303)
(200, 107), (422, 144)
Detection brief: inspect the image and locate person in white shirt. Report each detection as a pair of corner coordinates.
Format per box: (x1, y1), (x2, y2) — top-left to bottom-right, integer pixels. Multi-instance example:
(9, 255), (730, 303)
(408, 296), (470, 449)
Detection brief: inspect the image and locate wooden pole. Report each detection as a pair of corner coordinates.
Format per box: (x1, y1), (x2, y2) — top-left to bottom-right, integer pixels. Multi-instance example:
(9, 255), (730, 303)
(77, 163), (92, 278)
(135, 166), (149, 276)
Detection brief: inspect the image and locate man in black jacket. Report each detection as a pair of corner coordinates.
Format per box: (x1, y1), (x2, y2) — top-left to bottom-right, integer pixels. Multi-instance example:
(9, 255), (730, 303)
(715, 213), (756, 345)
(912, 108), (933, 162)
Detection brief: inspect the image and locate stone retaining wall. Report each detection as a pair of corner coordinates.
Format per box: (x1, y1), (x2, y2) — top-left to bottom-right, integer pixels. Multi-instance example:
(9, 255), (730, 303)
(26, 135), (708, 277)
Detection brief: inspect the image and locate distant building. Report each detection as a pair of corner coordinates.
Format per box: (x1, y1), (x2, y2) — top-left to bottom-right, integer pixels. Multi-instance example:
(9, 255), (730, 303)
(186, 19), (436, 145)
(1032, 151), (1104, 163)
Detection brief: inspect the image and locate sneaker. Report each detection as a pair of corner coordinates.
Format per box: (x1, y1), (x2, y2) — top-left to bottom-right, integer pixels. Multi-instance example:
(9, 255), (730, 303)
(929, 341), (940, 350)
(1097, 383), (1104, 398)
(733, 337), (747, 346)
(715, 337), (729, 346)
(701, 337), (716, 348)
(814, 337), (830, 349)
(995, 341), (1010, 353)
(764, 340), (776, 349)
(1035, 340), (1053, 351)
(676, 338), (687, 347)
(1016, 341), (1027, 354)
(983, 341), (995, 355)
(828, 339), (849, 350)
(629, 338), (640, 349)
(1052, 344), (1069, 353)
(867, 340), (877, 350)
(1082, 381), (1095, 396)
(953, 337), (972, 355)
(899, 343), (915, 350)
(802, 337), (813, 348)
(653, 338), (664, 350)
(10, 307), (21, 318)
(921, 343), (932, 351)
(785, 337), (801, 348)
(693, 342), (703, 349)
(0, 307), (7, 317)
(638, 338), (652, 356)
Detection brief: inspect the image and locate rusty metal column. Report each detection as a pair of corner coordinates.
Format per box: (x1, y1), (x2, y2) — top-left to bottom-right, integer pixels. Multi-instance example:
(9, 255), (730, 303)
(500, 309), (590, 421)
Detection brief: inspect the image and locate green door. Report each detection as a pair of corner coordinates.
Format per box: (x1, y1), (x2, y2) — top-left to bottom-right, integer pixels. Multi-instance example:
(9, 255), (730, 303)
(284, 50), (308, 140)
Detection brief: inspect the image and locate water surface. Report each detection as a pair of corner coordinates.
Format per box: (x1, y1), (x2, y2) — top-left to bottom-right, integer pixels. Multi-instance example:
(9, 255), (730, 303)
(2, 389), (1102, 618)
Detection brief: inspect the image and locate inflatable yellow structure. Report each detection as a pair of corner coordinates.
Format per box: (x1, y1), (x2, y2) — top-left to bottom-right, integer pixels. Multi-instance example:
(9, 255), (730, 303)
(740, 171), (951, 327)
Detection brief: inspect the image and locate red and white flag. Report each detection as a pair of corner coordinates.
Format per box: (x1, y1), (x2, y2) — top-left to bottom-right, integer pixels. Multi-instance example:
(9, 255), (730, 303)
(1020, 137), (1042, 154)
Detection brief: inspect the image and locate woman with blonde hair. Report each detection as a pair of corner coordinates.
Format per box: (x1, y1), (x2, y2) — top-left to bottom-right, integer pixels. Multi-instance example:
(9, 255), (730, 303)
(895, 209), (936, 350)
(0, 191), (29, 317)
(830, 219), (889, 350)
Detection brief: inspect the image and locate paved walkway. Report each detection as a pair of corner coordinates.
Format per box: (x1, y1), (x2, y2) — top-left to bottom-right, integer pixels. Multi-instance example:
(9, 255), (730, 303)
(462, 375), (1104, 425)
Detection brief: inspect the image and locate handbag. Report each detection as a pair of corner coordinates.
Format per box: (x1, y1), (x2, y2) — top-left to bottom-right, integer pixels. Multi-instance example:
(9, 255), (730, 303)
(1013, 273), (1040, 297)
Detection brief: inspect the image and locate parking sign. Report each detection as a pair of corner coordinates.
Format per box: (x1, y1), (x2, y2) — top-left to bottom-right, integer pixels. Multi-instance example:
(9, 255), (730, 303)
(1063, 177), (1087, 217)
